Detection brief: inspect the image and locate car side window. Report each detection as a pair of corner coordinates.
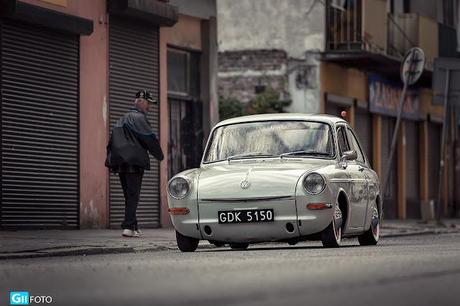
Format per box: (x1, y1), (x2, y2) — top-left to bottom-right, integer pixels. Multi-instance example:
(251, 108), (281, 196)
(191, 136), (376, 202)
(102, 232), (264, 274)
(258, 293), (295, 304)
(336, 126), (350, 155)
(346, 128), (365, 164)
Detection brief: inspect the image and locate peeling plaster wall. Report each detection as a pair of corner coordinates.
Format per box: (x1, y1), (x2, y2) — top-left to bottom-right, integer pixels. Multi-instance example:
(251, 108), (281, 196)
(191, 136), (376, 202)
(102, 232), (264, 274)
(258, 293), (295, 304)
(217, 0), (325, 112)
(217, 0), (325, 57)
(287, 53), (321, 113)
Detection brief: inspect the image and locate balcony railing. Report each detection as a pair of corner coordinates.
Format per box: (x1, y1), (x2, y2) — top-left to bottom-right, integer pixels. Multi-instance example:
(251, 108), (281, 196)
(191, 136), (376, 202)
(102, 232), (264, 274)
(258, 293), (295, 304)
(326, 0), (363, 51)
(326, 0), (438, 71)
(326, 0), (388, 54)
(387, 13), (438, 71)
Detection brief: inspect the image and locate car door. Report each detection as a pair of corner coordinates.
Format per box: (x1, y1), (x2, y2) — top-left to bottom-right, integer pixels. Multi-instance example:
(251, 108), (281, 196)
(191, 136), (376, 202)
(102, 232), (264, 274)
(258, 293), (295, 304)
(336, 125), (360, 230)
(345, 126), (369, 229)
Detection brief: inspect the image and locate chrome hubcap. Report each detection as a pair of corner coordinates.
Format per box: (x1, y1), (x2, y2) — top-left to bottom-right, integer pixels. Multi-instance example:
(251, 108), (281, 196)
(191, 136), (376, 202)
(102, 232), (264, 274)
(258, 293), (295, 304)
(334, 205), (343, 243)
(371, 206), (380, 240)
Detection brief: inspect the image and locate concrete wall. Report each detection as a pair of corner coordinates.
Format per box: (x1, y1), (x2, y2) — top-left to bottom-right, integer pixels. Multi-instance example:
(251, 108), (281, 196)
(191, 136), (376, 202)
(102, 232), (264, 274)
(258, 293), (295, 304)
(287, 53), (321, 113)
(217, 0), (325, 58)
(22, 0), (110, 228)
(218, 49), (288, 103)
(363, 0), (388, 53)
(163, 14), (202, 50)
(320, 62), (368, 112)
(217, 0), (325, 113)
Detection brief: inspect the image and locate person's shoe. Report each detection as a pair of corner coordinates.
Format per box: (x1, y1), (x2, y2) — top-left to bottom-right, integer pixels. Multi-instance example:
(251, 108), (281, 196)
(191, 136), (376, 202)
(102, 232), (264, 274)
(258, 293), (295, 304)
(134, 229), (142, 237)
(122, 229), (135, 237)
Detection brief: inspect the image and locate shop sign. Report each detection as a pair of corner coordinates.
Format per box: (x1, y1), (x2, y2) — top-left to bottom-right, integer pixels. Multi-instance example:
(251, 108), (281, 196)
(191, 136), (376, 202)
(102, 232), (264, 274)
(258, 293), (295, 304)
(369, 74), (420, 120)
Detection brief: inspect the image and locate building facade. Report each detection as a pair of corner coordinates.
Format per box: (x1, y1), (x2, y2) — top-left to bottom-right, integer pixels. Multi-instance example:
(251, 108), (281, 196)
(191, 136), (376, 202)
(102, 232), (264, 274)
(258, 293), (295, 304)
(0, 0), (218, 229)
(217, 0), (325, 113)
(321, 0), (460, 219)
(217, 0), (460, 219)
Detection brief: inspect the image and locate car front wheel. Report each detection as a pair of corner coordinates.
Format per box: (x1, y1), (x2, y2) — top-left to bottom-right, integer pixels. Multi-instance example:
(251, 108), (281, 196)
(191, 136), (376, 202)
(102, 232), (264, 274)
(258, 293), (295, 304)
(358, 205), (380, 246)
(176, 230), (199, 252)
(321, 204), (343, 248)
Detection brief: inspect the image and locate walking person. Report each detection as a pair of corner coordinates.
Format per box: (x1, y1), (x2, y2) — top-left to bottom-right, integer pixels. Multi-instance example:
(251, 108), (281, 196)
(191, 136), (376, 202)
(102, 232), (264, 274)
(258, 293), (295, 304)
(105, 90), (164, 237)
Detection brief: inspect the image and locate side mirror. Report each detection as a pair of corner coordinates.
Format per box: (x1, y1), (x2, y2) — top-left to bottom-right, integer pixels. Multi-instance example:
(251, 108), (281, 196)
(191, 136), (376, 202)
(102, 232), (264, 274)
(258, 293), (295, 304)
(341, 150), (357, 161)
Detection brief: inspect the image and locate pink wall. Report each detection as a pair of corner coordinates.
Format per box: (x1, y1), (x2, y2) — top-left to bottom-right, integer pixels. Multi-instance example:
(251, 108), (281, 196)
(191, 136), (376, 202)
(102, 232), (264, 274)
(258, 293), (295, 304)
(159, 30), (170, 228)
(162, 15), (202, 50)
(22, 0), (110, 228)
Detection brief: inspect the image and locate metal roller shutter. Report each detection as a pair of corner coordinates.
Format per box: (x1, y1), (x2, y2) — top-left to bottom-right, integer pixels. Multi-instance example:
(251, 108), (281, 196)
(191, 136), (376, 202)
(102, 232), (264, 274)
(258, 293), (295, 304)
(0, 21), (79, 228)
(428, 122), (442, 200)
(381, 116), (398, 219)
(405, 121), (420, 218)
(109, 17), (161, 228)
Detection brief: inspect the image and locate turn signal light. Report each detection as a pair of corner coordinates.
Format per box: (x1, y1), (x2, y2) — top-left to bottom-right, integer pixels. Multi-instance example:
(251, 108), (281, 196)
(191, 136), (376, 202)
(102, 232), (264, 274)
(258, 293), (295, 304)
(168, 207), (190, 215)
(306, 203), (333, 210)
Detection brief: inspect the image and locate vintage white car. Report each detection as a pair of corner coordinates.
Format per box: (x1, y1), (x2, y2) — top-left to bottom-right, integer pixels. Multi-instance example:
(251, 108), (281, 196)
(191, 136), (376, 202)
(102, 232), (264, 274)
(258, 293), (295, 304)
(167, 113), (382, 252)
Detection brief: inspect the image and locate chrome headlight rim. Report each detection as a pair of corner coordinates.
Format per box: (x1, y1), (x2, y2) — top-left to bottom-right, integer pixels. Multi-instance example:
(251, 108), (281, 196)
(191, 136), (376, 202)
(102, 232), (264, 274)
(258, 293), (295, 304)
(168, 176), (191, 200)
(303, 172), (326, 195)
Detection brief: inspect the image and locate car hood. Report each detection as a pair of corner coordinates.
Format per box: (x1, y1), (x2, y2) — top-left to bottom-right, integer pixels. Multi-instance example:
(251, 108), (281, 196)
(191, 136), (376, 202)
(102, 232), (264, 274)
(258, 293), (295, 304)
(197, 159), (332, 200)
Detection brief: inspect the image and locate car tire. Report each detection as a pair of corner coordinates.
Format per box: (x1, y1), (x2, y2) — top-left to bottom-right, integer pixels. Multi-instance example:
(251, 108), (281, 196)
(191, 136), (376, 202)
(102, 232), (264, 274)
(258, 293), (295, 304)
(321, 204), (343, 248)
(176, 230), (199, 252)
(358, 205), (380, 246)
(229, 243), (249, 250)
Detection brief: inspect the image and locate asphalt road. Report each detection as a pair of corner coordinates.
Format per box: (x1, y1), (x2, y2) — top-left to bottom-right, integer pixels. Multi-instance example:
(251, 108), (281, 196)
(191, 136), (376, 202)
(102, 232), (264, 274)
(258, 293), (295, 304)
(1, 233), (460, 306)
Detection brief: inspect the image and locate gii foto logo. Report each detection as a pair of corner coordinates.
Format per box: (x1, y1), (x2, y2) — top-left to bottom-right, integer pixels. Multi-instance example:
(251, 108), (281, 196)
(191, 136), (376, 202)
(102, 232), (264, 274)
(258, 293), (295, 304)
(10, 292), (29, 305)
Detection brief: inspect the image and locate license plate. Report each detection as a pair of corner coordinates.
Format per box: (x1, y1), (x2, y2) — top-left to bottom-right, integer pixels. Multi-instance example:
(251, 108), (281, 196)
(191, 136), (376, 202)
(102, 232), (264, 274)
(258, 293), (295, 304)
(218, 209), (274, 224)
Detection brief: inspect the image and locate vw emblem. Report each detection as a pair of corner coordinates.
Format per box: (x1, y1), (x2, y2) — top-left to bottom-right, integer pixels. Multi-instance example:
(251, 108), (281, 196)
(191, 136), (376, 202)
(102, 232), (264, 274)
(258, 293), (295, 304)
(240, 179), (251, 189)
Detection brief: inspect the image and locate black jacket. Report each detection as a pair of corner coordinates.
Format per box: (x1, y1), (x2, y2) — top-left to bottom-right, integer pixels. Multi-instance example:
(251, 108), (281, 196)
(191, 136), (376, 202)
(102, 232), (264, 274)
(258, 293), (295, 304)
(105, 107), (164, 171)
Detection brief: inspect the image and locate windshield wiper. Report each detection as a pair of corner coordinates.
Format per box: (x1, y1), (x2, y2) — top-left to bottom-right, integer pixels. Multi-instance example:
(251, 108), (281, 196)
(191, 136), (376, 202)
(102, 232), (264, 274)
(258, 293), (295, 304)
(279, 150), (331, 159)
(227, 152), (277, 161)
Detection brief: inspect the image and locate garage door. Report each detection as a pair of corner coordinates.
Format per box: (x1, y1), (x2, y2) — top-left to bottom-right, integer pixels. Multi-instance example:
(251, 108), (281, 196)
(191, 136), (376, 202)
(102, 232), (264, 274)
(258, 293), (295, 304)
(108, 17), (161, 228)
(0, 21), (79, 228)
(381, 116), (398, 219)
(405, 120), (420, 218)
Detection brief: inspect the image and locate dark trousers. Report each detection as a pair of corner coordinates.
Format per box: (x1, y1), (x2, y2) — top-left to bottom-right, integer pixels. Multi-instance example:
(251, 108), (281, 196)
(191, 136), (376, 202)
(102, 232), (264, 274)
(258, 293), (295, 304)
(119, 171), (144, 230)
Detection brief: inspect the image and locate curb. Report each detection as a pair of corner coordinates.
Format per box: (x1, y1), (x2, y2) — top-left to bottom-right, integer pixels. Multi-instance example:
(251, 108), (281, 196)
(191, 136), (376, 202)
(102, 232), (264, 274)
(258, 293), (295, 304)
(0, 246), (135, 260)
(380, 229), (458, 238)
(1, 229), (458, 260)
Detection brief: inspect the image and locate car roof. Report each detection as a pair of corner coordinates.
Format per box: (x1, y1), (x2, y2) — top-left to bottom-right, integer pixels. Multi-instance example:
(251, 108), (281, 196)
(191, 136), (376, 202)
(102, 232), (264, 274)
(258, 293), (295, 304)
(215, 113), (348, 128)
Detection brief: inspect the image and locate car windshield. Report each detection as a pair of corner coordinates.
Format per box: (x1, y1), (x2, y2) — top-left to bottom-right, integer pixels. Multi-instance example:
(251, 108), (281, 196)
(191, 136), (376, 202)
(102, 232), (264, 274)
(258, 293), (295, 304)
(203, 120), (335, 163)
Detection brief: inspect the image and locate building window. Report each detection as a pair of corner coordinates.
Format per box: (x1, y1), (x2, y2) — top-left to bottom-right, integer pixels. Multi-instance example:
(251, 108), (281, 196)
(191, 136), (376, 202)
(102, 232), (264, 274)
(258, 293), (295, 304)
(168, 49), (189, 95)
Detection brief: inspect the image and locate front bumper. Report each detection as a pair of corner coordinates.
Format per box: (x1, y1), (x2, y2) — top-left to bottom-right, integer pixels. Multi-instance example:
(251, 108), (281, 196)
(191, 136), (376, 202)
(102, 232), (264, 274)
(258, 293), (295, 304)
(170, 197), (335, 243)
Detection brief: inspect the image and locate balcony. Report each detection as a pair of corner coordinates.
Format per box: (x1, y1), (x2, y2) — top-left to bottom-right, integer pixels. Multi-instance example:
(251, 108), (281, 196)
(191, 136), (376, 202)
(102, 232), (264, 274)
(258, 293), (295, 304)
(387, 13), (438, 71)
(326, 0), (387, 54)
(325, 0), (436, 82)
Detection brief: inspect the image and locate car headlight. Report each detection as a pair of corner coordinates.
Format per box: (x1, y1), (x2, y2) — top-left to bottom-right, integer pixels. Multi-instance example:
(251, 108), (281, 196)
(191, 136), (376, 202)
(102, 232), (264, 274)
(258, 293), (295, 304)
(168, 177), (191, 199)
(303, 173), (325, 194)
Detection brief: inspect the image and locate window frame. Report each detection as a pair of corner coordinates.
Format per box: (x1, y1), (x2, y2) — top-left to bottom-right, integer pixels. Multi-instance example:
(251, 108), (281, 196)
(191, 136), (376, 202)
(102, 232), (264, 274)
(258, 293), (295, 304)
(345, 125), (368, 167)
(336, 124), (351, 156)
(202, 120), (337, 164)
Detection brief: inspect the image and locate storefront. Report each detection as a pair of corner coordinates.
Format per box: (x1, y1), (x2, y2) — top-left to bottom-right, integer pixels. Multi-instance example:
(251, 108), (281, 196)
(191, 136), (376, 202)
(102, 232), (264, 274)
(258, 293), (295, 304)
(320, 61), (444, 220)
(107, 1), (177, 229)
(0, 2), (92, 228)
(369, 74), (422, 219)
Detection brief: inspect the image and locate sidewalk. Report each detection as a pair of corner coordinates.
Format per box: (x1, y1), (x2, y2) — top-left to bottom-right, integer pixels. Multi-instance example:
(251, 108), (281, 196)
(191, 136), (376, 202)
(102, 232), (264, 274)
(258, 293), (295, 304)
(1, 219), (459, 260)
